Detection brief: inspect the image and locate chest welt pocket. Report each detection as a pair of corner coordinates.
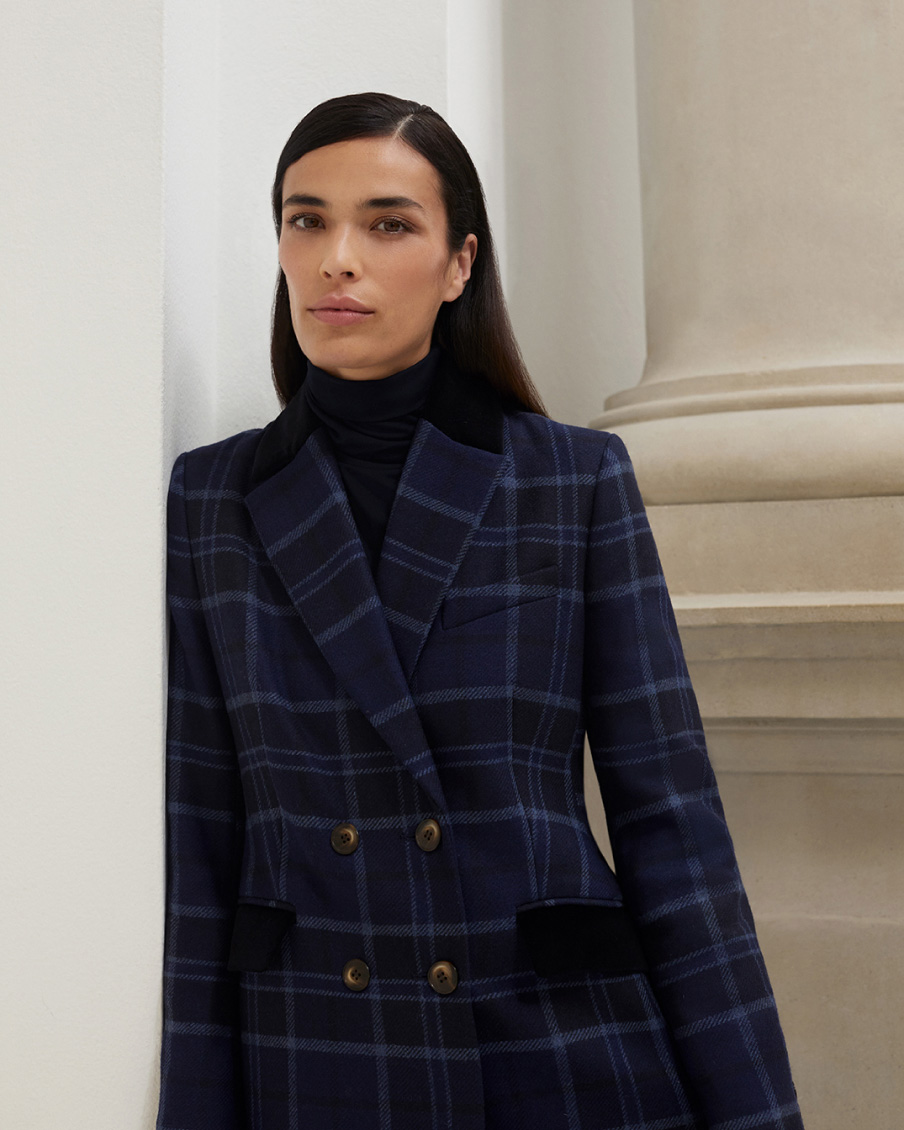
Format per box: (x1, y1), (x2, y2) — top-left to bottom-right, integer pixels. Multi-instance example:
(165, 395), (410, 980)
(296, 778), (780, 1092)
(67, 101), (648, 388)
(440, 562), (559, 630)
(516, 897), (648, 977)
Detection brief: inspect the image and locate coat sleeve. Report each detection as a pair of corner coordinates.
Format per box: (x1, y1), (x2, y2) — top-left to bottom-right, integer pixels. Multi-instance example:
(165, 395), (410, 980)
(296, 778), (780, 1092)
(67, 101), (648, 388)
(583, 433), (803, 1129)
(156, 452), (246, 1130)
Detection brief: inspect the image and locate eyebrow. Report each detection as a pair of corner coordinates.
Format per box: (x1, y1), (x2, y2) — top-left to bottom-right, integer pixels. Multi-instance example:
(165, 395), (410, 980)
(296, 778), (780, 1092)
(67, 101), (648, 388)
(282, 193), (426, 212)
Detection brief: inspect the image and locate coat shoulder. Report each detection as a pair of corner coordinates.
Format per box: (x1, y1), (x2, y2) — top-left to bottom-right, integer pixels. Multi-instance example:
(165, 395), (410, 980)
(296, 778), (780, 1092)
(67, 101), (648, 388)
(504, 409), (626, 475)
(170, 426), (264, 496)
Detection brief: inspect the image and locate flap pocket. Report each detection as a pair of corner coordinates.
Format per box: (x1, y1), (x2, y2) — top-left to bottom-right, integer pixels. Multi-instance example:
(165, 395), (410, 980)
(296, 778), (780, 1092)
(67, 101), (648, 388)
(227, 897), (296, 973)
(516, 897), (648, 977)
(441, 562), (559, 630)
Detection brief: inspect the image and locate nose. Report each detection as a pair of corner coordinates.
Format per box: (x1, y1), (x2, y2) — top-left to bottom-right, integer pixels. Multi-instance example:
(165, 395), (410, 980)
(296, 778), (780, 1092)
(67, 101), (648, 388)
(320, 225), (361, 280)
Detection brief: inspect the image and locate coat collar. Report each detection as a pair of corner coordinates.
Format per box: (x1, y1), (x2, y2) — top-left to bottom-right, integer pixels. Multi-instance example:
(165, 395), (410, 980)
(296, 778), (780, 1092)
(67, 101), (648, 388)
(249, 347), (505, 488)
(243, 349), (511, 811)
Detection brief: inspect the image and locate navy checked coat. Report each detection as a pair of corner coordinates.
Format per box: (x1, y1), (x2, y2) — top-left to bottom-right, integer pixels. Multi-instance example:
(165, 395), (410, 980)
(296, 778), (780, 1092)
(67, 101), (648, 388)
(157, 349), (803, 1130)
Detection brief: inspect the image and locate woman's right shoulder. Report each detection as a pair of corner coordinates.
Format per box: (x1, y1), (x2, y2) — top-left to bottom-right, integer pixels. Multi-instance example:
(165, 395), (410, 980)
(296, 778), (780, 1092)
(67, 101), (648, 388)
(169, 426), (264, 496)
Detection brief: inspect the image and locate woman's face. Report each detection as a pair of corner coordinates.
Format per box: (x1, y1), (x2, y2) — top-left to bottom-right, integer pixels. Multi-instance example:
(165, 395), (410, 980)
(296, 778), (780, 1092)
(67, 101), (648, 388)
(278, 135), (477, 381)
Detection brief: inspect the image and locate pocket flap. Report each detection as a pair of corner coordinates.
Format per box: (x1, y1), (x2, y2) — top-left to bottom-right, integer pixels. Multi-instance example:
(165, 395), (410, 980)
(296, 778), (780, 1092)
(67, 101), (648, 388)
(516, 898), (648, 976)
(227, 897), (296, 973)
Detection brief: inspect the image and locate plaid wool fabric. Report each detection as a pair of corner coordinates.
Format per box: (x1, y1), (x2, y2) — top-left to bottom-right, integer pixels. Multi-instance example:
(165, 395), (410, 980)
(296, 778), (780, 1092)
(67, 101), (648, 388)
(157, 353), (803, 1130)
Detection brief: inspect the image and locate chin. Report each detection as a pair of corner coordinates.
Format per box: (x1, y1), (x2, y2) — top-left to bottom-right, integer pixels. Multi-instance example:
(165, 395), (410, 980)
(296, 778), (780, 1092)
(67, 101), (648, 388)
(305, 350), (366, 377)
(302, 340), (397, 379)
(300, 341), (350, 367)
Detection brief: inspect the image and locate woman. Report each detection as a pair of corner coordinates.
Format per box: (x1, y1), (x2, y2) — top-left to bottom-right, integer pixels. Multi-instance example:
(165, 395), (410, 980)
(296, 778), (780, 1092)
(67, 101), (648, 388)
(157, 92), (803, 1130)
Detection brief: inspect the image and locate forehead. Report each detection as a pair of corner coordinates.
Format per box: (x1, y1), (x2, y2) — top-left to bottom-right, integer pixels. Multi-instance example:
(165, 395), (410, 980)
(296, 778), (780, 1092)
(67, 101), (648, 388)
(281, 136), (443, 209)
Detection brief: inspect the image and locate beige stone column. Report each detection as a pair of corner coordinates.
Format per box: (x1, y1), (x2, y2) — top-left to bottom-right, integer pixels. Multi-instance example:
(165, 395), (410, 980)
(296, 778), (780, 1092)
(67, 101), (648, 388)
(591, 4), (904, 1126)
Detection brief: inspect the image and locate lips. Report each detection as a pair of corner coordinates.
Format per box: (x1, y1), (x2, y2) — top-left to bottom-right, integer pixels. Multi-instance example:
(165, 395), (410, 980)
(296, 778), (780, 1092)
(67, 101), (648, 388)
(310, 308), (374, 326)
(310, 295), (374, 313)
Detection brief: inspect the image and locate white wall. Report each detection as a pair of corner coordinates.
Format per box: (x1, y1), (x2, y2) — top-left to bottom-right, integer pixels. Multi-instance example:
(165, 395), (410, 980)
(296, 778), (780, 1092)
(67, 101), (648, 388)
(0, 3), (166, 1127)
(502, 0), (646, 425)
(163, 0), (221, 457)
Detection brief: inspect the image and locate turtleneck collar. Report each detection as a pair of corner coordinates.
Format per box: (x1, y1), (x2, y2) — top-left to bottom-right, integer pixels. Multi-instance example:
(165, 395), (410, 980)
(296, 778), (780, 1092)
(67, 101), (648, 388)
(302, 345), (442, 464)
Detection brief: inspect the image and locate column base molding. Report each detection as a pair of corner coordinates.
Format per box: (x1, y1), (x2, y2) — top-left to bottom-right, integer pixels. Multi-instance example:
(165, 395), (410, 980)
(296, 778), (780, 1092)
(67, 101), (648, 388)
(703, 716), (904, 776)
(593, 386), (904, 504)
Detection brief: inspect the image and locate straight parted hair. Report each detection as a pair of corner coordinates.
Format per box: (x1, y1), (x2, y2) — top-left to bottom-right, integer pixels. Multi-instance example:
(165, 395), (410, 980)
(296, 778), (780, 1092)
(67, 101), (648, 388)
(270, 92), (548, 417)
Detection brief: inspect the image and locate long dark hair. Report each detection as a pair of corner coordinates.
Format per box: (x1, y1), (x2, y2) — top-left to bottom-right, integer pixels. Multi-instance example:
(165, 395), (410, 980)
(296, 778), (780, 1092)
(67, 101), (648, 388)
(270, 92), (547, 416)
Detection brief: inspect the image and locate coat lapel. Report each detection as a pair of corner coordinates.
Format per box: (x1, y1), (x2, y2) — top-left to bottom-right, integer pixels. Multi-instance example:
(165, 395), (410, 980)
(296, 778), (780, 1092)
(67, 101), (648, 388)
(244, 349), (509, 810)
(375, 383), (507, 685)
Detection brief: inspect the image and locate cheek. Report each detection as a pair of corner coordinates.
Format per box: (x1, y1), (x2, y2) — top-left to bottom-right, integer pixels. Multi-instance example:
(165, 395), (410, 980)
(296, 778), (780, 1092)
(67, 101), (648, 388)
(281, 265), (307, 319)
(391, 254), (447, 311)
(278, 240), (303, 288)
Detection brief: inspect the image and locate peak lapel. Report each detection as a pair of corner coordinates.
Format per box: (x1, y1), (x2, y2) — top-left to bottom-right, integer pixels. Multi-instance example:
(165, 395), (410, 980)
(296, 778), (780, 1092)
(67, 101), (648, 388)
(244, 349), (510, 810)
(375, 417), (507, 685)
(374, 350), (509, 683)
(245, 423), (447, 810)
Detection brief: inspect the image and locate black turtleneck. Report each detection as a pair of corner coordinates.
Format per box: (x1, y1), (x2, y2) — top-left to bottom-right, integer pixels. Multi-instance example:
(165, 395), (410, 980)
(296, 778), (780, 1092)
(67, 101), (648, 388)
(302, 345), (442, 574)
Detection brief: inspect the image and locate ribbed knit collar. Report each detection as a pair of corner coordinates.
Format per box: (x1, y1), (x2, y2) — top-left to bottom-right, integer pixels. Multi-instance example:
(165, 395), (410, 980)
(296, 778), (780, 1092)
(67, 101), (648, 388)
(248, 347), (506, 490)
(302, 345), (442, 464)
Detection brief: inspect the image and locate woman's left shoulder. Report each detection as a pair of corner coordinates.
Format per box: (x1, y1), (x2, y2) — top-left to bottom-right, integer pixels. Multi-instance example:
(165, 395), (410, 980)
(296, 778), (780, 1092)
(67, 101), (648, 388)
(504, 408), (627, 473)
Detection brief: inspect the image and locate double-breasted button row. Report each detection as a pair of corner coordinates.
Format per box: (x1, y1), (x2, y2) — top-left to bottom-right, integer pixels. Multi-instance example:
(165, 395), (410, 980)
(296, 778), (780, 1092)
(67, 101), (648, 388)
(330, 818), (442, 855)
(341, 958), (459, 994)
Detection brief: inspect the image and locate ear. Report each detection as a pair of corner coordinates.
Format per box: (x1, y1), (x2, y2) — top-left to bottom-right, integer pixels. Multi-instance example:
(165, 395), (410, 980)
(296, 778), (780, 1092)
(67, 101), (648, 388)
(442, 234), (478, 303)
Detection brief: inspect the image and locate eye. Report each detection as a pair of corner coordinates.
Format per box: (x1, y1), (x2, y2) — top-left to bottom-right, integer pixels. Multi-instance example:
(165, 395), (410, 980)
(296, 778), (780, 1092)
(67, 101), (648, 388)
(287, 213), (321, 230)
(374, 217), (412, 234)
